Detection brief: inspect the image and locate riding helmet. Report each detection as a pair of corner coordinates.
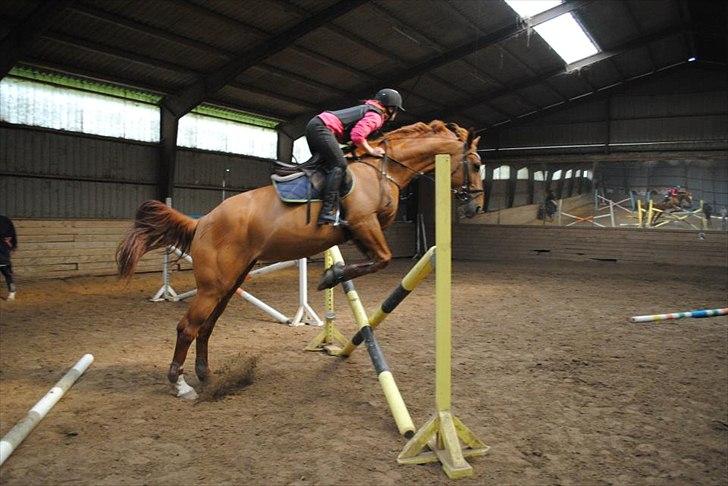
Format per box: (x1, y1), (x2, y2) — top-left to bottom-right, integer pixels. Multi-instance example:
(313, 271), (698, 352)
(375, 88), (405, 112)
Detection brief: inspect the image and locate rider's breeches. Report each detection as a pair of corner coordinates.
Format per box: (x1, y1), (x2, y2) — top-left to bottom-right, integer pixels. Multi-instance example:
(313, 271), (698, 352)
(0, 264), (14, 292)
(306, 117), (347, 174)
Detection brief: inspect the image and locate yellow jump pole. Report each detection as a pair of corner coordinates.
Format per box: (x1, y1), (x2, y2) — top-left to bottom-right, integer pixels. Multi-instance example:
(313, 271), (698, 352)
(337, 246), (436, 357)
(325, 246), (415, 438)
(398, 154), (489, 479)
(305, 249), (348, 352)
(637, 199), (643, 227)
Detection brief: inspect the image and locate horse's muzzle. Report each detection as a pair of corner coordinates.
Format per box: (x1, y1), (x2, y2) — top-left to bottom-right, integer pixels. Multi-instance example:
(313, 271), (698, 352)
(463, 200), (480, 219)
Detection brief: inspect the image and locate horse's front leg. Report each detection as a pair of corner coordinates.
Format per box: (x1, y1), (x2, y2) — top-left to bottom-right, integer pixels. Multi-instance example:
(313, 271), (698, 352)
(317, 216), (392, 290)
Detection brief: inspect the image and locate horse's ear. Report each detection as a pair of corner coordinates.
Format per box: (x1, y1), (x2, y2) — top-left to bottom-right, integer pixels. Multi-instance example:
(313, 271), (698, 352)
(472, 136), (481, 148)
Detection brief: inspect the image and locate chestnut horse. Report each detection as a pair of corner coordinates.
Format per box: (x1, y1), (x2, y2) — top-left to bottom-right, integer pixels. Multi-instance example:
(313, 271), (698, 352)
(117, 120), (484, 390)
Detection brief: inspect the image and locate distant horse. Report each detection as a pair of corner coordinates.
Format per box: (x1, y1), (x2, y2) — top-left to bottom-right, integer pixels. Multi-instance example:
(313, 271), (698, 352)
(649, 189), (693, 226)
(117, 120), (484, 389)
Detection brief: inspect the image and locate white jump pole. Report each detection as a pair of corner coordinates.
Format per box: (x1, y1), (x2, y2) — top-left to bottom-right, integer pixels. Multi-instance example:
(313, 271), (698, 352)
(0, 354), (94, 466)
(165, 247), (319, 326)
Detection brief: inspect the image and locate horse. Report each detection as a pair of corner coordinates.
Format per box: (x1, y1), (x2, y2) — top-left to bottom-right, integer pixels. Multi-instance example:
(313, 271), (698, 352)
(116, 120), (485, 392)
(648, 189), (693, 226)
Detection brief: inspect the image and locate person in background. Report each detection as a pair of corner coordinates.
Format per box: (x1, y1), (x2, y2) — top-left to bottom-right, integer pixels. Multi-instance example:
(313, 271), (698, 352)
(306, 88), (405, 225)
(0, 214), (17, 301)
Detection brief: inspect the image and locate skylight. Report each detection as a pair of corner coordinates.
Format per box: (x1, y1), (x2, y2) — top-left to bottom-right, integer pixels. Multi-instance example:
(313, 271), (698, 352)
(504, 0), (599, 64)
(505, 0), (560, 18)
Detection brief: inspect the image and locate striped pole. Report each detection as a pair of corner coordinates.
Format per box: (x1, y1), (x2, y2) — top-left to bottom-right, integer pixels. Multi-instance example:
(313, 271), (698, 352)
(337, 246), (436, 357)
(326, 246), (415, 438)
(398, 154), (488, 479)
(630, 307), (728, 323)
(1, 354), (94, 465)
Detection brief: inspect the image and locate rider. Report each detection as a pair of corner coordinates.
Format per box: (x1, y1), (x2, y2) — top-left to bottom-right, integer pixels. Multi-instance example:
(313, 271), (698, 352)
(306, 88), (405, 225)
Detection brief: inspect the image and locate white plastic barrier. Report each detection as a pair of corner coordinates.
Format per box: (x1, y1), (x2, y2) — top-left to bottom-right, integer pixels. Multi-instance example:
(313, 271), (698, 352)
(151, 247), (321, 327)
(1, 354), (94, 466)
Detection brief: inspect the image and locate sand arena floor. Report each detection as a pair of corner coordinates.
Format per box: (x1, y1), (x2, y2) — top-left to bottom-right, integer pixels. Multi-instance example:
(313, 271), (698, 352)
(0, 258), (726, 485)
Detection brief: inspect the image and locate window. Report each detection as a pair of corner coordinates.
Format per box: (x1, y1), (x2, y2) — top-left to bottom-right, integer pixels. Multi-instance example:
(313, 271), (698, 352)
(584, 170), (593, 180)
(504, 1), (599, 64)
(178, 112), (277, 158)
(493, 165), (511, 180)
(293, 136), (312, 163)
(0, 76), (159, 142)
(533, 171), (546, 181)
(552, 170), (562, 180)
(517, 168), (529, 180)
(565, 169), (573, 179)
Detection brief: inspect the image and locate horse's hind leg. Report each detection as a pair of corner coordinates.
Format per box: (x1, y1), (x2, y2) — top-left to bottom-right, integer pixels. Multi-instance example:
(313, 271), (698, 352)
(194, 262), (255, 381)
(167, 291), (221, 385)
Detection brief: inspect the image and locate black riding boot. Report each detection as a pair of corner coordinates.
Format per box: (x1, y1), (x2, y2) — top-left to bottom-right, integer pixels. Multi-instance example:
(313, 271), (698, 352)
(317, 167), (345, 226)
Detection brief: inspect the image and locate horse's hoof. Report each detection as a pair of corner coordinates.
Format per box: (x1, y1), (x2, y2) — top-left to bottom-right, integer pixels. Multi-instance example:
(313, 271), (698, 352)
(173, 375), (198, 400)
(317, 262), (345, 290)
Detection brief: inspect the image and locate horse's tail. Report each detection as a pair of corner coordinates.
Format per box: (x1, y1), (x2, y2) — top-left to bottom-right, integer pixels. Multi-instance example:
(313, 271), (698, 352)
(116, 200), (198, 279)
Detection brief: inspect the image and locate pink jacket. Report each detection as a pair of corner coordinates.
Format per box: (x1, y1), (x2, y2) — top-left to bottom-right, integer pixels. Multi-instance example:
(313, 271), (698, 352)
(318, 100), (386, 145)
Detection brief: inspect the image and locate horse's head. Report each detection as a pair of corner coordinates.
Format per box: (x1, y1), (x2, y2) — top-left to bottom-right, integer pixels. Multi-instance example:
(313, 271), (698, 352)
(373, 121), (485, 217)
(445, 124), (484, 218)
(679, 190), (693, 208)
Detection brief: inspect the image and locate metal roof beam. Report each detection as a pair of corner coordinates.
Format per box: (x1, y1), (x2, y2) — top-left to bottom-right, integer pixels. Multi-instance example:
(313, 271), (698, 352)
(162, 0), (369, 117)
(488, 61), (688, 131)
(436, 24), (685, 121)
(0, 0), (75, 77)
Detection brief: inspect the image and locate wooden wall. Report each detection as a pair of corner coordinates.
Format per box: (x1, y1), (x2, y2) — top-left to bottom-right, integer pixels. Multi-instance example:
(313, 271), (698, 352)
(10, 219), (416, 280)
(453, 224), (727, 268)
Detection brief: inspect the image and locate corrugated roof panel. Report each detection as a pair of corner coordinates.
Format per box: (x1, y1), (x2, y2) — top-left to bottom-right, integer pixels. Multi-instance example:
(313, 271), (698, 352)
(333, 10), (433, 65)
(198, 0), (300, 33)
(31, 38), (196, 90)
(489, 93), (533, 117)
(500, 32), (562, 75)
(610, 46), (655, 78)
(465, 46), (532, 85)
(547, 71), (593, 98)
(517, 84), (563, 108)
(430, 60), (502, 96)
(360, 0), (479, 50)
(264, 50), (364, 91)
(579, 60), (622, 88)
(648, 34), (690, 67)
(448, 0), (518, 37)
(0, 0), (42, 18)
(624, 0), (681, 33)
(460, 103), (508, 125)
(575, 2), (638, 51)
(295, 28), (401, 75)
(409, 75), (463, 108)
(215, 86), (306, 118)
(52, 10), (223, 75)
(91, 0), (264, 54)
(238, 67), (331, 104)
(288, 0), (340, 11)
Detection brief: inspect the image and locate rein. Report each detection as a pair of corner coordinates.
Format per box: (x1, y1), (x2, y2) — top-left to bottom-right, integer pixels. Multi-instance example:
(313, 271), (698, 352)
(352, 137), (483, 203)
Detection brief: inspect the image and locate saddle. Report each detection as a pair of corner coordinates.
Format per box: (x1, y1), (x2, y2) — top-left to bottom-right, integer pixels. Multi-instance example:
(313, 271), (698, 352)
(271, 153), (354, 203)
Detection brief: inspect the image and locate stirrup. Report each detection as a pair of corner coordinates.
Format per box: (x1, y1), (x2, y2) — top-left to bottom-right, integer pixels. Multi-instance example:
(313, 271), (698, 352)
(317, 209), (347, 227)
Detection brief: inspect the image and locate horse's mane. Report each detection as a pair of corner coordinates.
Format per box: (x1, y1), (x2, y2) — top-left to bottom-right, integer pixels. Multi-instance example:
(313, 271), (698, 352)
(380, 120), (468, 143)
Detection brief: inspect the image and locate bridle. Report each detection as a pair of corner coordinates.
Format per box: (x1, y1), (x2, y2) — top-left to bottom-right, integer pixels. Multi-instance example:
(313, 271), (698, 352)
(352, 137), (483, 204)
